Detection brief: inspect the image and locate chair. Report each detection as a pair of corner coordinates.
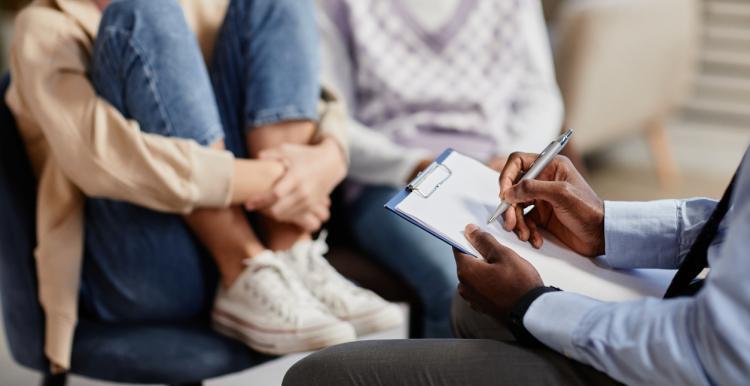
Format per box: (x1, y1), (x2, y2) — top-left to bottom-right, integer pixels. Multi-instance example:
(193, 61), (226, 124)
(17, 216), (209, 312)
(0, 74), (272, 386)
(0, 73), (422, 385)
(548, 0), (701, 187)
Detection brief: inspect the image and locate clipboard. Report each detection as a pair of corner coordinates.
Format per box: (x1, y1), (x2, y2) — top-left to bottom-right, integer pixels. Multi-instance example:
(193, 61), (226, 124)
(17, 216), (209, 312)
(384, 148), (675, 301)
(385, 148), (474, 255)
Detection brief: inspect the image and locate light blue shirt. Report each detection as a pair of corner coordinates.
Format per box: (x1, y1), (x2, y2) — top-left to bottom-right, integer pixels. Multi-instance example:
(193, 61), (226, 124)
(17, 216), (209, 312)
(523, 151), (750, 385)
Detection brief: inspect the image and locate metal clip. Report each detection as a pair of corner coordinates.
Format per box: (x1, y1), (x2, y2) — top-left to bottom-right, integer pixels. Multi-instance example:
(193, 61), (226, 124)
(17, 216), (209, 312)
(406, 162), (453, 198)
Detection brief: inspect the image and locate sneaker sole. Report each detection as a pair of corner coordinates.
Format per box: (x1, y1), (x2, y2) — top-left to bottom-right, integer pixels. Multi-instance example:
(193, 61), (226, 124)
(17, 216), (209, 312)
(344, 304), (404, 336)
(212, 308), (356, 356)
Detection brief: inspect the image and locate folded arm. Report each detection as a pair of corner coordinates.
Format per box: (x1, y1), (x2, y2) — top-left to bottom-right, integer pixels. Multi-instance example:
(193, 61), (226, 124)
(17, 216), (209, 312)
(9, 10), (285, 214)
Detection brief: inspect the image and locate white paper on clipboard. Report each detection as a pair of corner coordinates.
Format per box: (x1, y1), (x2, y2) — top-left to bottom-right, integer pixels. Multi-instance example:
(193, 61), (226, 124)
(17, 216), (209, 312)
(388, 149), (674, 302)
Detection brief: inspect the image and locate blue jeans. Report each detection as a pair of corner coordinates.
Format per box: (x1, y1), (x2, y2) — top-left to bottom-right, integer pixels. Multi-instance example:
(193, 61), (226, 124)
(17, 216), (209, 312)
(80, 0), (319, 322)
(349, 186), (458, 338)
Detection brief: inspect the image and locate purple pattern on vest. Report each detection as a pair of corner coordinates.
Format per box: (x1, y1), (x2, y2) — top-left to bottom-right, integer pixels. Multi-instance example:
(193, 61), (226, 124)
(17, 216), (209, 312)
(323, 0), (529, 159)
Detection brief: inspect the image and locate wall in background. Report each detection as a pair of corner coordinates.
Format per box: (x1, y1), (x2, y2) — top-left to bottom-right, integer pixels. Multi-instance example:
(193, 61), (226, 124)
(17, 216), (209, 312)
(683, 0), (750, 128)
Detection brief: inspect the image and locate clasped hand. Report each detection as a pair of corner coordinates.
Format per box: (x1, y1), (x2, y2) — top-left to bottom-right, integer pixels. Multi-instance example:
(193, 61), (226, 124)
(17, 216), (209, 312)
(455, 152), (606, 321)
(246, 138), (346, 232)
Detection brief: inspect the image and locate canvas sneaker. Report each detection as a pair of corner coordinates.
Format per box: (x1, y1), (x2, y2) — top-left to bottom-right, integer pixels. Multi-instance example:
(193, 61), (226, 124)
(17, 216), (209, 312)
(212, 250), (355, 355)
(280, 232), (404, 336)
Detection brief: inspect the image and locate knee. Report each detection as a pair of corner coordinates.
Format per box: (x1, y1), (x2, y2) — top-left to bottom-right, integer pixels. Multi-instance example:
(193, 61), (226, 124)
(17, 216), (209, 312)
(283, 345), (348, 386)
(101, 0), (186, 35)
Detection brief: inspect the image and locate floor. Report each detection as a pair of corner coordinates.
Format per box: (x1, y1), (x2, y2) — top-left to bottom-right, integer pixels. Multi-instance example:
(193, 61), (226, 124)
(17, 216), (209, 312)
(1, 120), (748, 386)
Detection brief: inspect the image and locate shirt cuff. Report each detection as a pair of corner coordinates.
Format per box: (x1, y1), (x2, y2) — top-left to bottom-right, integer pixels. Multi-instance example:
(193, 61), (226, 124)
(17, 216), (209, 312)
(602, 200), (680, 269)
(189, 143), (234, 209)
(523, 291), (601, 358)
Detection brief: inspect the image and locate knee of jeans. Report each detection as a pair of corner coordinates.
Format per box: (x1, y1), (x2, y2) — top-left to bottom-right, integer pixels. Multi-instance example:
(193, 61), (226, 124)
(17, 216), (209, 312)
(101, 0), (186, 36)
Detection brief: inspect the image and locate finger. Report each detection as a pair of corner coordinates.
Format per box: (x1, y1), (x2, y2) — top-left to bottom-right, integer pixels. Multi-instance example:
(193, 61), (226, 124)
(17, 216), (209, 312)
(499, 152), (540, 197)
(453, 247), (476, 273)
(273, 173), (298, 197)
(310, 204), (330, 223)
(464, 224), (513, 264)
(458, 283), (493, 316)
(513, 205), (530, 242)
(245, 191), (278, 211)
(526, 217), (543, 249)
(504, 179), (569, 207)
(269, 194), (305, 221)
(502, 204), (516, 232)
(295, 212), (322, 232)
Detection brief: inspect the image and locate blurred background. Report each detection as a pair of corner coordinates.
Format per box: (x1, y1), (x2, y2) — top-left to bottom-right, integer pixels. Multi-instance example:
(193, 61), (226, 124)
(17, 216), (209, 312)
(1, 0), (749, 384)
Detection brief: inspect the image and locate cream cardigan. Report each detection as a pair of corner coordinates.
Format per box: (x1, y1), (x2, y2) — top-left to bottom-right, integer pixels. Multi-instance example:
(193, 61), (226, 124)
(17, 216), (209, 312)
(6, 0), (347, 370)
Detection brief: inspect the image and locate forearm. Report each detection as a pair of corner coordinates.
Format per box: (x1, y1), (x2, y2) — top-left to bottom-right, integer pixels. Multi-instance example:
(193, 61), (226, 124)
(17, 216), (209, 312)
(229, 159), (285, 205)
(523, 292), (710, 385)
(247, 120), (317, 155)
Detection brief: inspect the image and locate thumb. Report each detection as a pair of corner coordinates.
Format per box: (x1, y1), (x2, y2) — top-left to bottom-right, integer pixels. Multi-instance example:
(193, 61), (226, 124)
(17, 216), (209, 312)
(504, 179), (567, 206)
(245, 190), (278, 211)
(464, 224), (510, 263)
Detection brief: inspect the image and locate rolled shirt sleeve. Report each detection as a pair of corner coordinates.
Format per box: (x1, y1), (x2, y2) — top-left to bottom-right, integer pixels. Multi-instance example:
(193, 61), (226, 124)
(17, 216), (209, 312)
(602, 199), (718, 269)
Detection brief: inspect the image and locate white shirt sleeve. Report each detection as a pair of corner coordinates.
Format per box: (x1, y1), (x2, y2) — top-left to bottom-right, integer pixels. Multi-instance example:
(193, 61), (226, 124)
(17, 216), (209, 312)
(316, 0), (429, 186)
(502, 0), (564, 154)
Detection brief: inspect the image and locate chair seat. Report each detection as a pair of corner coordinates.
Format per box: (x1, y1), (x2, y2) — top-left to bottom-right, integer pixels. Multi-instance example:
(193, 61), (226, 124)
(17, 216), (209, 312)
(70, 319), (271, 384)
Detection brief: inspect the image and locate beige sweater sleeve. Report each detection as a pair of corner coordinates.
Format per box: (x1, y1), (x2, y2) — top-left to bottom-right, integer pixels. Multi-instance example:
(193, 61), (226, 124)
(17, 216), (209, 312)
(10, 9), (235, 215)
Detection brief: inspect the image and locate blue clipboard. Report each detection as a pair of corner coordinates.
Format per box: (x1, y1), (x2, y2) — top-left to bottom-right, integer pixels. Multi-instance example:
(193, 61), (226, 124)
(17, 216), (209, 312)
(384, 148), (475, 256)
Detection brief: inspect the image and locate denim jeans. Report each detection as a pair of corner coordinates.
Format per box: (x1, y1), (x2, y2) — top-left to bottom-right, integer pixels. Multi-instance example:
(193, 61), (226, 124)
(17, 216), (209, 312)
(80, 0), (319, 322)
(348, 186), (458, 338)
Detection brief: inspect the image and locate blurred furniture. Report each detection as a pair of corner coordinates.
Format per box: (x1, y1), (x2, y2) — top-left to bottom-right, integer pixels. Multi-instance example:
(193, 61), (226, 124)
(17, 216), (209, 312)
(549, 0), (701, 186)
(0, 74), (420, 386)
(683, 0), (750, 128)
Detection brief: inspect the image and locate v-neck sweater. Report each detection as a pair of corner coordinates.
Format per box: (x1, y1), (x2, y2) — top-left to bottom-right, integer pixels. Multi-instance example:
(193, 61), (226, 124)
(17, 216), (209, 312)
(318, 0), (563, 187)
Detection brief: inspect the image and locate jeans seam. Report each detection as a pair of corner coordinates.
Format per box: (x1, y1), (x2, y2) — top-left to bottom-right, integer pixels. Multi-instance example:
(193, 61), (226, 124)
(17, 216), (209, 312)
(103, 26), (176, 137)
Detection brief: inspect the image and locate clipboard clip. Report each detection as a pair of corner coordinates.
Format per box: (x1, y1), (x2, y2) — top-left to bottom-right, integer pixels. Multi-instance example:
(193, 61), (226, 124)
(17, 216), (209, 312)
(407, 162), (453, 198)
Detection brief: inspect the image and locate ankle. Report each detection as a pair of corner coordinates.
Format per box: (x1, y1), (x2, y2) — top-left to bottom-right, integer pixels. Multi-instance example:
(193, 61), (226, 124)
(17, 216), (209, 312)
(218, 246), (267, 288)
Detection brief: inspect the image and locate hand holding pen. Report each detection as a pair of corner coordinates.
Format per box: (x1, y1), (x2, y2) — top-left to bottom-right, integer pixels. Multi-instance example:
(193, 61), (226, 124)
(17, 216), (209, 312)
(487, 129), (574, 224)
(493, 137), (606, 256)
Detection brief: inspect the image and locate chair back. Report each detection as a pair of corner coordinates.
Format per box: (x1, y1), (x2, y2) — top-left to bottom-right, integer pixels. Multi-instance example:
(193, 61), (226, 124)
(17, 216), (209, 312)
(553, 0), (700, 152)
(0, 74), (48, 371)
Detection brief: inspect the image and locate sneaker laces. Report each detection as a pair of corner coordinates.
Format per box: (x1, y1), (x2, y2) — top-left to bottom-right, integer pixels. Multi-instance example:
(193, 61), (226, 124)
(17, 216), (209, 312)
(295, 231), (374, 313)
(241, 256), (325, 324)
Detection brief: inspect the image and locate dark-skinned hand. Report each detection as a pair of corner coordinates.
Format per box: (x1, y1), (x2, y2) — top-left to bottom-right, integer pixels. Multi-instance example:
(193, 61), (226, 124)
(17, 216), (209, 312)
(454, 224), (543, 321)
(499, 152), (605, 257)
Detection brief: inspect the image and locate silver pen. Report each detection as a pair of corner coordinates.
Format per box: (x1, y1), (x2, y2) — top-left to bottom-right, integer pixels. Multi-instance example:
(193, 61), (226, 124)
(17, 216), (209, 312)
(487, 129), (574, 224)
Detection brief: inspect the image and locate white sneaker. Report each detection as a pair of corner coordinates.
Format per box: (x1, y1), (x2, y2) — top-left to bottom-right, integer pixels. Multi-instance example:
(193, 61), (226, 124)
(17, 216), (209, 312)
(281, 232), (404, 336)
(212, 250), (355, 355)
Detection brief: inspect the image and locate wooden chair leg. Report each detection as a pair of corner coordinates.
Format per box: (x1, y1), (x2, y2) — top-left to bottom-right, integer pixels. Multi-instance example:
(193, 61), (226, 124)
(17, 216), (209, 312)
(41, 373), (67, 386)
(646, 120), (679, 189)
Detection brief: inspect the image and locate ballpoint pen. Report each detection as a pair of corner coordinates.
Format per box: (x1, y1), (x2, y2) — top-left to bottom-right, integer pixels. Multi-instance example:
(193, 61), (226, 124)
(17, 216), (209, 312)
(486, 128), (574, 224)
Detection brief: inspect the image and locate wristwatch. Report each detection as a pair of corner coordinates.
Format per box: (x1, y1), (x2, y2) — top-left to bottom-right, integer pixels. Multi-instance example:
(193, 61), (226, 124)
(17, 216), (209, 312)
(507, 286), (562, 346)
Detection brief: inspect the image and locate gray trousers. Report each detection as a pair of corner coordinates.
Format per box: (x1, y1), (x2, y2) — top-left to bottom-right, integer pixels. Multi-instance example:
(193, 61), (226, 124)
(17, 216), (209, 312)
(282, 295), (620, 386)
